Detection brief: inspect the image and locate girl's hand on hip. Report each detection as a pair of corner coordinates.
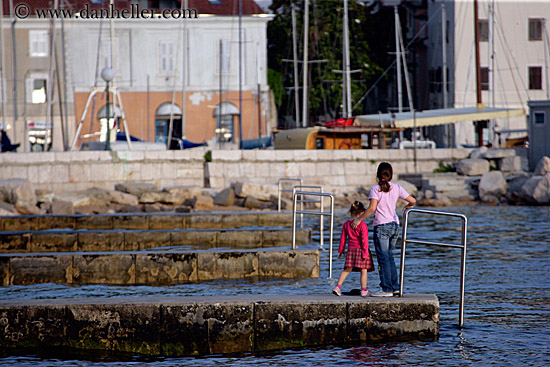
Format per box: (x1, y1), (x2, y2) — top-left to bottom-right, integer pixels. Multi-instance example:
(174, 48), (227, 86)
(351, 219), (361, 229)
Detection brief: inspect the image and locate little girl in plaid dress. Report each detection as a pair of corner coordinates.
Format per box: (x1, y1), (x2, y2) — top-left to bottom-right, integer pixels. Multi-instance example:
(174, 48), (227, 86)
(332, 201), (374, 297)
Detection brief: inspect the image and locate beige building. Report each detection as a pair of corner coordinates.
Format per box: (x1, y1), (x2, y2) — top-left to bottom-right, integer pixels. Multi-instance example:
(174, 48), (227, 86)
(427, 0), (550, 147)
(1, 0), (273, 152)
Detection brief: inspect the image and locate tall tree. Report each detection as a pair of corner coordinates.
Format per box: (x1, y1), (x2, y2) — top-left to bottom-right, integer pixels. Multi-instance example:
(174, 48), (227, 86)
(268, 0), (396, 127)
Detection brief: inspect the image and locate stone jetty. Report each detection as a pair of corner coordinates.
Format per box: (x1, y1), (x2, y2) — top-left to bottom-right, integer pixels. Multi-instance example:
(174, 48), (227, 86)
(0, 248), (319, 286)
(0, 294), (439, 356)
(0, 228), (311, 253)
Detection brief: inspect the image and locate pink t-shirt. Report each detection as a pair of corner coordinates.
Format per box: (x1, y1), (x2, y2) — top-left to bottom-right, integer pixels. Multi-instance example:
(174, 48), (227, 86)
(369, 182), (410, 226)
(339, 219), (370, 259)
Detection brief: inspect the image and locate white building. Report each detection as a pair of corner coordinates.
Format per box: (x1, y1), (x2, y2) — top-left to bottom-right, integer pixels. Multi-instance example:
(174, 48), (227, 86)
(427, 0), (550, 147)
(1, 0), (274, 151)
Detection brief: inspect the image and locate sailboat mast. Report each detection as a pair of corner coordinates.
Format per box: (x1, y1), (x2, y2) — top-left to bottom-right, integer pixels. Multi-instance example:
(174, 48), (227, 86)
(343, 0), (352, 118)
(291, 4), (300, 126)
(238, 0), (243, 147)
(442, 1), (448, 109)
(473, 0), (484, 146)
(302, 0), (309, 127)
(394, 5), (403, 114)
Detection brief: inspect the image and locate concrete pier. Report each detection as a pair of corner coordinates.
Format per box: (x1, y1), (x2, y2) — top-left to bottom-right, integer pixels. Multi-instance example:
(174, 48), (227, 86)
(0, 211), (293, 231)
(0, 294), (439, 356)
(0, 228), (311, 253)
(0, 248), (319, 285)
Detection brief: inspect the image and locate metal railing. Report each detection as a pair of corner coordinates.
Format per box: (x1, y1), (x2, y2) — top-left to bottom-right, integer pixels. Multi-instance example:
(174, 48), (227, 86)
(292, 191), (335, 278)
(292, 185), (323, 233)
(278, 178), (303, 212)
(399, 208), (468, 327)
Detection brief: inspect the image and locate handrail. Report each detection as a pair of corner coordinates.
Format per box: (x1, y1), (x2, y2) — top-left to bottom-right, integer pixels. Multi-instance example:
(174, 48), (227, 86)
(292, 185), (323, 243)
(400, 208), (468, 327)
(278, 178), (303, 212)
(292, 191), (335, 278)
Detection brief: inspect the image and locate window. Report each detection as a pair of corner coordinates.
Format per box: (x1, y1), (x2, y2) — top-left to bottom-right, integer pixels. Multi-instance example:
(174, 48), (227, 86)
(529, 66), (542, 90)
(217, 39), (232, 75)
(26, 74), (48, 104)
(534, 112), (545, 125)
(29, 30), (48, 57)
(481, 67), (489, 90)
(159, 40), (175, 75)
(529, 18), (543, 41)
(478, 19), (488, 42)
(155, 120), (167, 143)
(215, 115), (233, 142)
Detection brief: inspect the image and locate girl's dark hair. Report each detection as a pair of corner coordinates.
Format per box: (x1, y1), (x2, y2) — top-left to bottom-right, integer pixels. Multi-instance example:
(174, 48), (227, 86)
(350, 201), (365, 214)
(377, 162), (393, 193)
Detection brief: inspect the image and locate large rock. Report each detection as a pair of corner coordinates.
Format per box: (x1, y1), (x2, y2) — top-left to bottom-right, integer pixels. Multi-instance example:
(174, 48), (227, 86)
(62, 191), (110, 209)
(456, 159), (490, 176)
(244, 196), (263, 209)
(483, 149), (516, 159)
(469, 146), (488, 159)
(499, 156), (527, 172)
(50, 198), (75, 215)
(0, 202), (16, 216)
(0, 178), (37, 205)
(115, 182), (158, 197)
(139, 191), (168, 204)
(270, 194), (292, 210)
(234, 182), (278, 201)
(214, 188), (235, 206)
(478, 171), (507, 203)
(15, 200), (42, 215)
(534, 156), (550, 176)
(108, 190), (139, 206)
(395, 180), (418, 197)
(164, 186), (203, 205)
(520, 174), (550, 204)
(193, 195), (215, 210)
(418, 190), (452, 207)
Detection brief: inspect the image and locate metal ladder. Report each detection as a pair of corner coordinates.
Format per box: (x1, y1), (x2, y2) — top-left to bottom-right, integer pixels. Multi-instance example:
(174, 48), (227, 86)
(400, 208), (468, 327)
(292, 191), (335, 278)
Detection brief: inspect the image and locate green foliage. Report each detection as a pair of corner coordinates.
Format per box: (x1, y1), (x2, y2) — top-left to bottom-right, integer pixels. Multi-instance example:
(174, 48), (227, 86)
(433, 161), (455, 173)
(267, 0), (393, 123)
(268, 68), (283, 107)
(489, 163), (498, 171)
(204, 150), (212, 163)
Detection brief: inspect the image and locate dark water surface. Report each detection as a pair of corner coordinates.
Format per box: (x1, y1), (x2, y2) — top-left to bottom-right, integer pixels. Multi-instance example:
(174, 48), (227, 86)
(1, 205), (549, 366)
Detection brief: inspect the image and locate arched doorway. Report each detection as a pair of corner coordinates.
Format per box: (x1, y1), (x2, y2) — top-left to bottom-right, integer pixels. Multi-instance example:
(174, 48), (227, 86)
(155, 103), (182, 149)
(213, 102), (239, 143)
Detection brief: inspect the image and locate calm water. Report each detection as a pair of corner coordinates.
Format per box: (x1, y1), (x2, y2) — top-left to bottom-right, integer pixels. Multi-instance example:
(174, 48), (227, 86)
(1, 205), (549, 366)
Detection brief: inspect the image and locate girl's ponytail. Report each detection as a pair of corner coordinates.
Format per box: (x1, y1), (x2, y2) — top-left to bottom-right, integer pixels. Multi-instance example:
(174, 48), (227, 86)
(377, 162), (393, 193)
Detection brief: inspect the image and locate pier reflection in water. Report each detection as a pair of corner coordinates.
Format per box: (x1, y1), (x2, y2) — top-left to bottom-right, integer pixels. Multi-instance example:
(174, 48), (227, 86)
(0, 205), (549, 366)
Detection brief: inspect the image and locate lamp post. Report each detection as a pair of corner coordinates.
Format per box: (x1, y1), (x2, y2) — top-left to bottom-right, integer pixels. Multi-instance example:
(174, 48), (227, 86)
(100, 67), (115, 150)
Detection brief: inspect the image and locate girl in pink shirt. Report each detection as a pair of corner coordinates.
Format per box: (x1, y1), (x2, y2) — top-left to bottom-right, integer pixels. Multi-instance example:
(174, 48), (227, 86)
(352, 162), (416, 297)
(332, 201), (375, 297)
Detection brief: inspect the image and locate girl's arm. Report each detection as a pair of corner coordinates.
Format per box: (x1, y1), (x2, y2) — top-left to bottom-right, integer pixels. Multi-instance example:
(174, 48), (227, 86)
(403, 195), (416, 210)
(351, 199), (378, 229)
(359, 223), (369, 259)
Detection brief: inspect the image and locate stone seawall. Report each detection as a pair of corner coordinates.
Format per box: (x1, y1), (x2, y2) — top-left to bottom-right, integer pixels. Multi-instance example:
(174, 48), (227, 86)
(0, 211), (293, 231)
(0, 149), (473, 193)
(0, 248), (320, 286)
(0, 294), (439, 356)
(0, 228), (311, 253)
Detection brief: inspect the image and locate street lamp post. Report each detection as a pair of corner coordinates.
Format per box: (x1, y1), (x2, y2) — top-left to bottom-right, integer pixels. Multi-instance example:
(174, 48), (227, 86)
(100, 67), (115, 150)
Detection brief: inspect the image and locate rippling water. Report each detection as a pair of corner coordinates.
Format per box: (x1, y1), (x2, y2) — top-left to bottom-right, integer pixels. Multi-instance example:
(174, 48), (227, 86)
(1, 205), (549, 366)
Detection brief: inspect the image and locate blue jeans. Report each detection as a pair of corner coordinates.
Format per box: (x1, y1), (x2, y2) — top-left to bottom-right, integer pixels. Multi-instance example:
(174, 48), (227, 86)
(373, 222), (400, 292)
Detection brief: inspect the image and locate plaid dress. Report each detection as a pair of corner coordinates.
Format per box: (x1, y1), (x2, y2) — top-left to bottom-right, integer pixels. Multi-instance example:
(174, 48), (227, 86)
(344, 248), (374, 272)
(339, 220), (375, 272)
